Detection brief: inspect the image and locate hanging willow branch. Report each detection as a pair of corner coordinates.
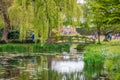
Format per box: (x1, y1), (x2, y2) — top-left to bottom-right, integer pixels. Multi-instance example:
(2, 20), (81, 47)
(8, 0), (82, 44)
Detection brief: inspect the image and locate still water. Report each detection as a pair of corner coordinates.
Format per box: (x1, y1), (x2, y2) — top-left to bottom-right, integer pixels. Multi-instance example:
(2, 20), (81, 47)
(0, 54), (104, 80)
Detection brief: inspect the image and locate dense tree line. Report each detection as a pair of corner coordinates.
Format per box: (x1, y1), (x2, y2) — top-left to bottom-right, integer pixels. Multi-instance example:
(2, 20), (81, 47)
(0, 0), (82, 43)
(81, 0), (120, 43)
(0, 0), (120, 44)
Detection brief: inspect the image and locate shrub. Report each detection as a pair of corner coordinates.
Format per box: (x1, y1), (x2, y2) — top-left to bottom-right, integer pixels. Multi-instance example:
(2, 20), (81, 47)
(83, 44), (107, 67)
(8, 30), (19, 39)
(9, 39), (35, 44)
(33, 44), (44, 53)
(0, 43), (70, 54)
(9, 40), (22, 44)
(0, 40), (6, 44)
(84, 50), (106, 67)
(76, 44), (86, 52)
(105, 52), (120, 79)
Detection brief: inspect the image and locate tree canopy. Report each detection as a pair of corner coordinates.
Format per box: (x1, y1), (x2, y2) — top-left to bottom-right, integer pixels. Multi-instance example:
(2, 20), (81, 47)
(1, 0), (119, 43)
(8, 0), (82, 43)
(81, 0), (120, 43)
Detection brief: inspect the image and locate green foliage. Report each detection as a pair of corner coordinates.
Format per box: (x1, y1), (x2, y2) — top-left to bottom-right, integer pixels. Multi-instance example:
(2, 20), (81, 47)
(8, 0), (82, 43)
(84, 65), (102, 78)
(8, 30), (19, 39)
(0, 20), (4, 28)
(82, 0), (120, 34)
(84, 41), (120, 80)
(0, 44), (30, 53)
(84, 51), (106, 67)
(0, 29), (2, 38)
(0, 43), (70, 54)
(76, 44), (86, 52)
(33, 43), (70, 53)
(33, 44), (44, 53)
(104, 46), (120, 80)
(83, 44), (107, 67)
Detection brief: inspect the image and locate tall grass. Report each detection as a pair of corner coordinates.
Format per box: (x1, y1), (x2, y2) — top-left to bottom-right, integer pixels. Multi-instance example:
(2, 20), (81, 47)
(83, 44), (107, 67)
(84, 41), (120, 80)
(0, 43), (70, 55)
(104, 42), (120, 80)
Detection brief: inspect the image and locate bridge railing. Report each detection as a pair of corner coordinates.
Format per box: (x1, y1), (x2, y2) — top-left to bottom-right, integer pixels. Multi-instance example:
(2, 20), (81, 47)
(49, 36), (95, 44)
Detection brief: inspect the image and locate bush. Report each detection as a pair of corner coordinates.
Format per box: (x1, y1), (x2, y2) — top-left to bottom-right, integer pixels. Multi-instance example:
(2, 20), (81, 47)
(43, 43), (56, 52)
(33, 43), (70, 53)
(9, 40), (22, 44)
(0, 40), (6, 44)
(22, 39), (35, 44)
(105, 52), (120, 79)
(84, 50), (106, 67)
(33, 44), (44, 53)
(83, 44), (107, 67)
(0, 43), (70, 54)
(14, 45), (30, 53)
(0, 44), (30, 53)
(9, 39), (35, 44)
(76, 44), (86, 52)
(8, 30), (19, 39)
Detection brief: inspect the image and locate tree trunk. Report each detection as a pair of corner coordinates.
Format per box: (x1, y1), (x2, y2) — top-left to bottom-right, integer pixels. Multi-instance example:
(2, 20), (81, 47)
(103, 33), (108, 41)
(97, 26), (101, 44)
(47, 17), (52, 43)
(1, 12), (10, 42)
(47, 25), (52, 42)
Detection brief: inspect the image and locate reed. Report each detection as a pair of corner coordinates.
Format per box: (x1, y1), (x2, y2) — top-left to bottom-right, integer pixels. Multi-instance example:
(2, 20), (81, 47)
(0, 43), (70, 55)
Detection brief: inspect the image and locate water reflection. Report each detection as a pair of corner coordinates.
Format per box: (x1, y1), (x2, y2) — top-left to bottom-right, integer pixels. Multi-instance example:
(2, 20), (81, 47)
(0, 54), (105, 80)
(52, 60), (84, 73)
(51, 54), (85, 80)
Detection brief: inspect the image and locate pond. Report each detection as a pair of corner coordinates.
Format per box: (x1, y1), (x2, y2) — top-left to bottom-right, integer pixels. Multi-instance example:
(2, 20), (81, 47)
(0, 54), (107, 80)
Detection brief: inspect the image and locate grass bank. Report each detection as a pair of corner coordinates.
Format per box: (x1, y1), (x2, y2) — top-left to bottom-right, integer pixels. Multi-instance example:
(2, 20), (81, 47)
(0, 43), (70, 55)
(83, 41), (120, 80)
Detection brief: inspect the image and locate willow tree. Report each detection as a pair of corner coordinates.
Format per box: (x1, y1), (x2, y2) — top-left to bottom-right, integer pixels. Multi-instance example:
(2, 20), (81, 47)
(8, 0), (82, 43)
(0, 0), (12, 42)
(8, 0), (34, 40)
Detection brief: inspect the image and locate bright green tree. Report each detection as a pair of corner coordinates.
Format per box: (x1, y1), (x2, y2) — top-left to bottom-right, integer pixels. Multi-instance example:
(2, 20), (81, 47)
(8, 0), (82, 44)
(82, 0), (120, 43)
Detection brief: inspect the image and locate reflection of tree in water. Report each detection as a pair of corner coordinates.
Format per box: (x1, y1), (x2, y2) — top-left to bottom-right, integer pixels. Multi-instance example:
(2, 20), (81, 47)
(83, 66), (104, 80)
(51, 55), (85, 80)
(61, 72), (85, 80)
(0, 55), (108, 80)
(47, 55), (53, 68)
(47, 70), (85, 80)
(0, 56), (36, 79)
(1, 58), (20, 78)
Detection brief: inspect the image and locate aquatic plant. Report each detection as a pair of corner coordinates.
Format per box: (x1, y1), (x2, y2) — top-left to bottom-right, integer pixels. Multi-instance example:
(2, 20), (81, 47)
(76, 44), (86, 52)
(84, 41), (120, 80)
(84, 51), (106, 67)
(83, 44), (107, 67)
(0, 43), (70, 55)
(105, 52), (120, 80)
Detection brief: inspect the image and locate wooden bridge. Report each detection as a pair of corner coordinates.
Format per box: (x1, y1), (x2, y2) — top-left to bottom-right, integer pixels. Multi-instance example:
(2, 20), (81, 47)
(48, 36), (95, 44)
